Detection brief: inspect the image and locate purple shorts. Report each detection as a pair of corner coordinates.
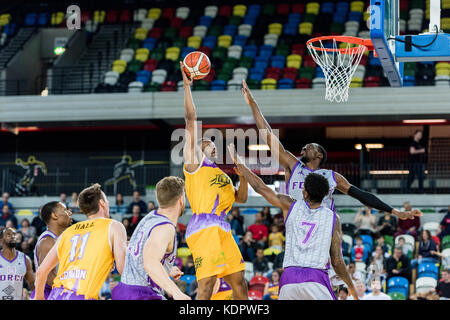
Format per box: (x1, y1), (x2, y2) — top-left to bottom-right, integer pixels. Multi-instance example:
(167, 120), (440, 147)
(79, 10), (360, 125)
(30, 284), (53, 300)
(47, 286), (94, 300)
(111, 282), (163, 300)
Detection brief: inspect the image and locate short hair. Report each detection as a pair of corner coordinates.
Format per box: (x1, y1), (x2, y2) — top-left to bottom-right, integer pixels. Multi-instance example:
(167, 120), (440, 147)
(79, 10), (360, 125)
(355, 235), (362, 241)
(40, 201), (60, 224)
(395, 245), (403, 250)
(155, 176), (185, 208)
(339, 286), (348, 294)
(317, 144), (327, 166)
(304, 172), (330, 203)
(78, 183), (104, 216)
(443, 268), (450, 274)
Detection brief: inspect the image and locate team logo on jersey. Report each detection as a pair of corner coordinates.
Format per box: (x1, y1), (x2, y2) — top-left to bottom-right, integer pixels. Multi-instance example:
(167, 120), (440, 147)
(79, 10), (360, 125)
(194, 257), (203, 269)
(211, 251), (226, 267)
(209, 174), (231, 188)
(2, 285), (14, 296)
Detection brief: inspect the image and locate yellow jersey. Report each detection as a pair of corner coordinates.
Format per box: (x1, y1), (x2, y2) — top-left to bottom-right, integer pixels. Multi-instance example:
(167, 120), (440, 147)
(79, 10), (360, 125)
(53, 218), (114, 300)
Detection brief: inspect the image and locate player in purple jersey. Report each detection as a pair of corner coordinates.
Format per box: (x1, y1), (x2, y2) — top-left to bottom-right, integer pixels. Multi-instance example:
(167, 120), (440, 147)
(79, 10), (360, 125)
(30, 201), (72, 299)
(240, 80), (422, 221)
(228, 144), (358, 300)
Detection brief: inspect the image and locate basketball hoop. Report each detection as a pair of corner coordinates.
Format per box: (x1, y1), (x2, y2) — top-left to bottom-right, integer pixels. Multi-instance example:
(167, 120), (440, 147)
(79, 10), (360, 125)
(306, 36), (374, 103)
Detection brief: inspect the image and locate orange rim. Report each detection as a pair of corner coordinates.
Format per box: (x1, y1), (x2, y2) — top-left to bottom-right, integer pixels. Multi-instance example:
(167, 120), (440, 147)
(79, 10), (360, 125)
(307, 36), (374, 54)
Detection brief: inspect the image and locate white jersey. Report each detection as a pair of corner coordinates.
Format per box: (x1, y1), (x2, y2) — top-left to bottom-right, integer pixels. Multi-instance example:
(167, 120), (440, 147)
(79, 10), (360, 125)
(0, 250), (27, 300)
(33, 229), (57, 268)
(286, 160), (337, 211)
(283, 200), (336, 270)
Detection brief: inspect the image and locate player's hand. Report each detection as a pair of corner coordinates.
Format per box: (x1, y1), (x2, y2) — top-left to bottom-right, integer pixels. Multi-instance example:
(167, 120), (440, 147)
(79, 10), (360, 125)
(170, 266), (184, 280)
(392, 208), (422, 220)
(348, 287), (359, 300)
(180, 61), (192, 87)
(227, 143), (245, 167)
(242, 80), (256, 105)
(173, 292), (192, 300)
(233, 167), (244, 177)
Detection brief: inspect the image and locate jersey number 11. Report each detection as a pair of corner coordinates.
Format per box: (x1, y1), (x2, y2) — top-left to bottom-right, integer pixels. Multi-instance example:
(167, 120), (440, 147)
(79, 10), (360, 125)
(69, 233), (91, 262)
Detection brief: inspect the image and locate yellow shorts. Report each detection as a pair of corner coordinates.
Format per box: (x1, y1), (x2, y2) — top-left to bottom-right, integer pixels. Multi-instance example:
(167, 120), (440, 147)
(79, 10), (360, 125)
(186, 225), (245, 281)
(211, 290), (233, 300)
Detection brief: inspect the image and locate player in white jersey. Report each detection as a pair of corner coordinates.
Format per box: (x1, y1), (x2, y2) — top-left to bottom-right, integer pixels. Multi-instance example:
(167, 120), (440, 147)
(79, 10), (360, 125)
(240, 79), (422, 221)
(0, 227), (35, 300)
(112, 176), (190, 300)
(228, 144), (357, 300)
(30, 201), (72, 299)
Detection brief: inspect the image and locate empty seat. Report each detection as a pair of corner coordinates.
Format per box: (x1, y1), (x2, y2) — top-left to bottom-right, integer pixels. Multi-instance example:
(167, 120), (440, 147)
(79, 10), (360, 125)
(112, 60), (127, 74)
(136, 70), (151, 84)
(238, 24), (252, 37)
(165, 47), (180, 61)
(128, 81), (144, 93)
(176, 7), (190, 19)
(205, 5), (218, 18)
(135, 48), (149, 62)
(104, 71), (119, 85)
(261, 78), (277, 90)
(264, 34), (278, 47)
(286, 54), (302, 69)
(418, 262), (439, 280)
(133, 9), (147, 22)
(415, 277), (437, 293)
(218, 35), (232, 48)
(141, 18), (154, 30)
(187, 36), (202, 49)
(228, 45), (243, 59)
(211, 79), (226, 90)
(148, 8), (162, 20)
(387, 276), (409, 297)
(193, 25), (207, 38)
(120, 48), (134, 63)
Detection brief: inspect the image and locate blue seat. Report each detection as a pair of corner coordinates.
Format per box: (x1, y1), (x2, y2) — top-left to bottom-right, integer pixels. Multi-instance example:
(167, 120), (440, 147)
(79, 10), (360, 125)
(233, 35), (247, 47)
(243, 45), (258, 58)
(211, 80), (226, 90)
(403, 75), (415, 86)
(348, 12), (362, 22)
(254, 57), (269, 70)
(38, 13), (49, 26)
(25, 13), (37, 26)
(418, 262), (439, 280)
(359, 234), (374, 252)
(248, 69), (264, 81)
(288, 13), (301, 23)
(143, 38), (157, 50)
(243, 17), (257, 26)
(179, 275), (196, 294)
(387, 277), (409, 297)
(283, 24), (297, 35)
(259, 45), (274, 58)
(136, 70), (151, 84)
(181, 47), (196, 59)
(322, 2), (335, 13)
(333, 13), (347, 23)
(199, 16), (212, 27)
(223, 25), (237, 37)
(278, 78), (294, 89)
(3, 23), (16, 36)
(248, 4), (261, 16)
(270, 55), (285, 69)
(202, 35), (217, 49)
(336, 2), (349, 12)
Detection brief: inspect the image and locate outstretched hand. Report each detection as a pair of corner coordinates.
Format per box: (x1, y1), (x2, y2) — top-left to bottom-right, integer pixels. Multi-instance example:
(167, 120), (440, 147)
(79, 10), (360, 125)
(242, 80), (256, 105)
(180, 61), (192, 87)
(392, 208), (423, 220)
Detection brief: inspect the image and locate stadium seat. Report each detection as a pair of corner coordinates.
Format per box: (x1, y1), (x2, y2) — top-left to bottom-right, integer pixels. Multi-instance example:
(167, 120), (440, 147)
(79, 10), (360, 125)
(238, 24), (252, 37)
(218, 35), (232, 48)
(423, 222), (440, 236)
(147, 8), (162, 20)
(388, 292), (406, 300)
(176, 247), (191, 265)
(244, 262), (254, 282)
(104, 71), (119, 85)
(278, 78), (294, 89)
(136, 70), (151, 84)
(128, 81), (144, 93)
(205, 5), (219, 18)
(249, 275), (269, 293)
(17, 209), (33, 216)
(387, 277), (409, 297)
(418, 262), (439, 280)
(211, 80), (226, 90)
(135, 48), (149, 62)
(441, 235), (450, 250)
(342, 234), (353, 250)
(415, 277), (437, 293)
(179, 275), (195, 294)
(165, 47), (180, 61)
(395, 234), (415, 252)
(261, 78), (277, 90)
(286, 54), (302, 69)
(112, 60), (127, 74)
(248, 290), (263, 300)
(359, 234), (374, 252)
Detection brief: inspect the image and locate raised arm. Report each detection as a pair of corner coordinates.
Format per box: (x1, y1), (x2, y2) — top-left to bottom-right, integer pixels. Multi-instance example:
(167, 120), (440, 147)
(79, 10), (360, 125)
(241, 80), (298, 171)
(181, 62), (203, 172)
(227, 144), (293, 219)
(329, 215), (358, 300)
(110, 220), (128, 274)
(233, 168), (248, 204)
(334, 172), (423, 220)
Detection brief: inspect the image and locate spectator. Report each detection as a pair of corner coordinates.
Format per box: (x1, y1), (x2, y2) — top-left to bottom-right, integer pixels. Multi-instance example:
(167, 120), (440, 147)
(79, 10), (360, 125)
(147, 201), (156, 212)
(121, 218), (132, 239)
(397, 236), (410, 257)
(385, 246), (411, 281)
(0, 205), (17, 228)
(406, 129), (426, 193)
(375, 235), (390, 256)
(348, 280), (367, 300)
(395, 202), (421, 238)
(263, 269), (281, 300)
(0, 192), (14, 213)
(433, 268), (450, 300)
(411, 229), (439, 268)
(239, 230), (257, 261)
(261, 206), (273, 228)
(228, 207), (244, 237)
(338, 286), (349, 300)
(362, 278), (391, 300)
(376, 211), (398, 237)
(351, 236), (368, 263)
(59, 193), (69, 208)
(31, 213), (46, 237)
(268, 224), (285, 251)
(68, 192), (80, 213)
(354, 206), (376, 237)
(273, 210), (285, 234)
(21, 241), (34, 262)
(437, 205), (450, 242)
(347, 262), (363, 282)
(129, 205), (142, 234)
(272, 250), (285, 270)
(183, 256), (196, 275)
(127, 191), (147, 214)
(430, 250), (450, 270)
(110, 193), (127, 214)
(252, 247), (270, 275)
(19, 218), (36, 246)
(366, 245), (388, 288)
(247, 212), (269, 247)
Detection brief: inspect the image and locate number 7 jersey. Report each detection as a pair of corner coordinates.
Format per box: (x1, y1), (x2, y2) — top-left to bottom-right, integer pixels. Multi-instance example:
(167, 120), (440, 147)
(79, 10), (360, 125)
(52, 218), (115, 299)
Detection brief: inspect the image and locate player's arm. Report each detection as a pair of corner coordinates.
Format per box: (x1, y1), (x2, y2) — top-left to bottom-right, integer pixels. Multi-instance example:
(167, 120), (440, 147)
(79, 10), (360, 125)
(143, 224), (191, 300)
(110, 220), (128, 275)
(35, 238), (60, 300)
(233, 168), (248, 203)
(37, 237), (58, 285)
(334, 172), (423, 220)
(228, 143), (293, 219)
(181, 61), (203, 172)
(241, 80), (298, 171)
(329, 214), (358, 300)
(24, 255), (35, 291)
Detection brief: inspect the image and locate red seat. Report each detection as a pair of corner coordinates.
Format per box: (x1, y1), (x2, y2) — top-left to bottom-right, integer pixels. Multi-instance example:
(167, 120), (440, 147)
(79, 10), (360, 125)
(106, 10), (119, 23)
(162, 8), (175, 19)
(148, 27), (163, 39)
(143, 59), (159, 72)
(359, 54), (369, 66)
(249, 275), (269, 286)
(198, 46), (212, 57)
(81, 11), (91, 23)
(302, 55), (316, 68)
(291, 43), (306, 56)
(292, 3), (305, 14)
(295, 78), (312, 88)
(202, 68), (216, 83)
(119, 10), (131, 23)
(170, 17), (183, 28)
(178, 26), (192, 38)
(161, 80), (176, 91)
(248, 290), (263, 300)
(266, 73), (281, 81)
(219, 5), (232, 17)
(282, 67), (298, 80)
(265, 67), (281, 75)
(277, 4), (290, 15)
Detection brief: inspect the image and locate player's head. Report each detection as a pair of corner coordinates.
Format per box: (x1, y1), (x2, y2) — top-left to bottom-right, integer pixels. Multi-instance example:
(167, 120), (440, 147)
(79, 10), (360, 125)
(0, 227), (17, 249)
(78, 183), (109, 217)
(156, 176), (186, 217)
(40, 201), (72, 228)
(302, 172), (330, 205)
(199, 138), (217, 161)
(300, 143), (327, 166)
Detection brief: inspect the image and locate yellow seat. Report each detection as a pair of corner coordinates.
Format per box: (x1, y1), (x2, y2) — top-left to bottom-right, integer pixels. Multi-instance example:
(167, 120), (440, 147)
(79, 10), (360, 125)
(306, 2), (320, 15)
(112, 60), (127, 74)
(135, 48), (149, 62)
(148, 8), (162, 20)
(363, 11), (370, 21)
(350, 1), (365, 13)
(187, 36), (202, 49)
(165, 47), (180, 61)
(17, 209), (33, 216)
(218, 35), (232, 48)
(177, 247), (191, 265)
(134, 27), (147, 41)
(268, 23), (283, 35)
(436, 68), (450, 76)
(261, 78), (277, 90)
(233, 4), (247, 17)
(93, 10), (106, 23)
(0, 14), (11, 26)
(51, 12), (65, 25)
(287, 54), (302, 69)
(299, 22), (313, 35)
(436, 62), (450, 71)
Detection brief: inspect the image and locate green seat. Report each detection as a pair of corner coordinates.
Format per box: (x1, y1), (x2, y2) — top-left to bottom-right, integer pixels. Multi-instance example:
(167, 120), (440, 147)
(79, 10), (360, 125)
(298, 67), (315, 79)
(164, 27), (178, 39)
(127, 59), (142, 73)
(216, 72), (231, 82)
(262, 3), (276, 16)
(172, 37), (186, 48)
(222, 57), (238, 70)
(239, 56), (253, 69)
(330, 22), (344, 34)
(150, 48), (165, 61)
(420, 208), (435, 213)
(127, 38), (141, 51)
(193, 80), (210, 91)
(442, 235), (450, 250)
(388, 292), (406, 300)
(275, 44), (290, 57)
(212, 47), (227, 60)
(228, 15), (242, 26)
(144, 82), (161, 92)
(208, 25), (222, 37)
(303, 13), (317, 24)
(384, 235), (394, 248)
(246, 79), (260, 89)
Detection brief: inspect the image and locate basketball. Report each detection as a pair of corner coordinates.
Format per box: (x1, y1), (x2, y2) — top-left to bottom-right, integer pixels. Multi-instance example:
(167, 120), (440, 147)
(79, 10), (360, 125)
(183, 51), (211, 80)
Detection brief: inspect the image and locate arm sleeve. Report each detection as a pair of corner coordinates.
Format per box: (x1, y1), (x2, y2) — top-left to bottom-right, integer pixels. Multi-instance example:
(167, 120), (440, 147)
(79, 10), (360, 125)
(347, 186), (393, 213)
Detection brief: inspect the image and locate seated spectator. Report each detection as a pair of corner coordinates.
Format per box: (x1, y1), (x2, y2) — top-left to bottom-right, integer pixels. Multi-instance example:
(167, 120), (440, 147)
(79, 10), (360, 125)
(411, 229), (439, 268)
(227, 207), (244, 237)
(394, 202), (420, 239)
(68, 192), (80, 213)
(347, 280), (367, 300)
(0, 192), (14, 213)
(433, 268), (450, 300)
(268, 224), (285, 251)
(110, 193), (127, 214)
(272, 249), (285, 270)
(121, 218), (132, 239)
(338, 286), (349, 300)
(19, 218), (36, 246)
(183, 256), (196, 275)
(263, 269), (281, 300)
(252, 247), (270, 275)
(59, 193), (69, 208)
(239, 231), (257, 261)
(362, 277), (391, 300)
(261, 206), (273, 228)
(247, 212), (269, 247)
(127, 190), (147, 214)
(347, 262), (363, 282)
(273, 210), (285, 234)
(437, 205), (450, 242)
(147, 200), (156, 212)
(351, 236), (368, 263)
(367, 245), (388, 286)
(375, 210), (397, 236)
(354, 206), (376, 237)
(397, 236), (411, 257)
(375, 235), (390, 256)
(385, 246), (411, 281)
(129, 205), (142, 234)
(0, 205), (17, 228)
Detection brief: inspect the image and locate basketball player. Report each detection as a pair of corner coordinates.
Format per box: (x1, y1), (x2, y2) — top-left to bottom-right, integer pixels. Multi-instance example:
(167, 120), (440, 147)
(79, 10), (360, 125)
(111, 176), (190, 300)
(30, 201), (72, 299)
(180, 62), (248, 300)
(211, 278), (233, 300)
(240, 79), (422, 221)
(228, 144), (357, 300)
(34, 183), (127, 300)
(0, 227), (35, 300)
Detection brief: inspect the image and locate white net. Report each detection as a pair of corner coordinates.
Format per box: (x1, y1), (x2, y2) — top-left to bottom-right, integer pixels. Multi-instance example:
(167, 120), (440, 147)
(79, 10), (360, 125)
(307, 38), (367, 103)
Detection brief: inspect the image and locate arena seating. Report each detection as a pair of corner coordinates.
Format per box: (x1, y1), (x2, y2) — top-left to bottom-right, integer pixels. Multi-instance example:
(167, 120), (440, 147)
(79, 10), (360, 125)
(387, 276), (409, 297)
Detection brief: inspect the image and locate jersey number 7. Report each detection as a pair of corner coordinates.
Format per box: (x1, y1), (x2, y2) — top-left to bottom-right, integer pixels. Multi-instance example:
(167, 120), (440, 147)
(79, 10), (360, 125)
(300, 221), (316, 245)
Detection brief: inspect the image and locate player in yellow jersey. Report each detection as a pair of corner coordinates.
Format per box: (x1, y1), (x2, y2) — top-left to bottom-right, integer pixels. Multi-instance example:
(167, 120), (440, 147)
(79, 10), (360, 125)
(180, 62), (249, 300)
(34, 183), (127, 300)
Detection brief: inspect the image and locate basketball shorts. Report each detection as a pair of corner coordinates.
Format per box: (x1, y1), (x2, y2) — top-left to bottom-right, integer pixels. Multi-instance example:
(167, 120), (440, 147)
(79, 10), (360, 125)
(186, 225), (245, 281)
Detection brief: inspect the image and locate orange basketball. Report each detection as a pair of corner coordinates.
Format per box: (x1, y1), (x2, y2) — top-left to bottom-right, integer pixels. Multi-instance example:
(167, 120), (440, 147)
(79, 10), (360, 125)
(183, 51), (211, 80)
